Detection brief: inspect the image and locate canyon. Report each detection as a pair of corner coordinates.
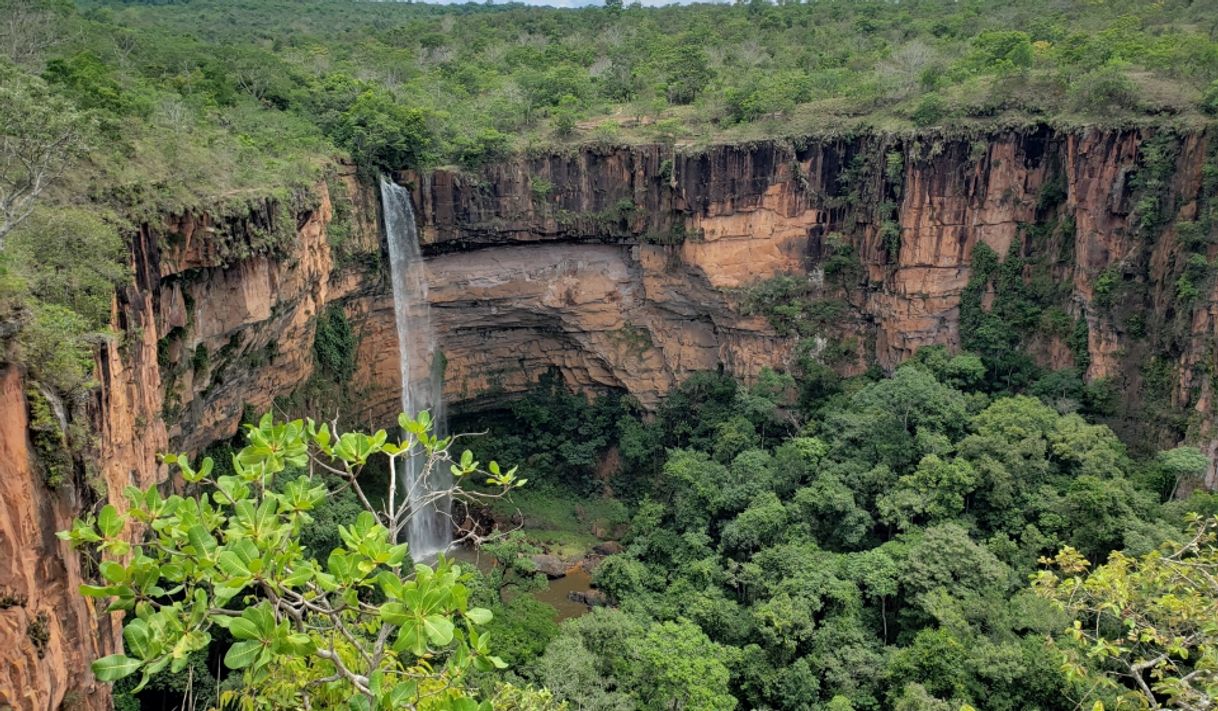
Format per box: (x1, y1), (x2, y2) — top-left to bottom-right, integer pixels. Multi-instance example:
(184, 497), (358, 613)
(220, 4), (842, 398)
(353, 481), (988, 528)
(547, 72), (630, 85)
(1, 125), (1216, 708)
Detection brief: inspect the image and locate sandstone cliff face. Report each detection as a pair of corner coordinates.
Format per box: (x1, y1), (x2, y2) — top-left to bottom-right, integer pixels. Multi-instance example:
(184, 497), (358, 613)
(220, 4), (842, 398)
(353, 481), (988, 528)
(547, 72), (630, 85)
(0, 368), (112, 710)
(409, 136), (1058, 369)
(405, 128), (1218, 460)
(348, 242), (790, 421)
(3, 126), (1217, 705)
(59, 129), (1218, 489)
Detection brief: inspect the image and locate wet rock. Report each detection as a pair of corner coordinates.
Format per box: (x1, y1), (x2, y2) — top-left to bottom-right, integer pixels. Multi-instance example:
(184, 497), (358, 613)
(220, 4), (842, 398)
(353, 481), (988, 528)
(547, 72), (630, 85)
(567, 590), (609, 607)
(593, 541), (624, 556)
(532, 554), (571, 578)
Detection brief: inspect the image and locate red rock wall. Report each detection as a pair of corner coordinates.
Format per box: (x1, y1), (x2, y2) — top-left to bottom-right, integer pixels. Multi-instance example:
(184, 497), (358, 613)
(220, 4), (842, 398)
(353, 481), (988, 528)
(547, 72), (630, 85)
(0, 368), (114, 710)
(406, 129), (1218, 460)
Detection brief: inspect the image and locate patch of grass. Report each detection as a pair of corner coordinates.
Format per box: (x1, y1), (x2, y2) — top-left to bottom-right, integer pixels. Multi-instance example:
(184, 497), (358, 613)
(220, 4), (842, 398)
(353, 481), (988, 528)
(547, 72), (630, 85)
(490, 488), (630, 558)
(524, 530), (602, 560)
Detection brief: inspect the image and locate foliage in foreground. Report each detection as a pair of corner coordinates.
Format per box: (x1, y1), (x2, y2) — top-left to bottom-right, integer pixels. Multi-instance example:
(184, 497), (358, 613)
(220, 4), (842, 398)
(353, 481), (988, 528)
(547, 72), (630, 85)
(1035, 515), (1218, 711)
(60, 412), (526, 710)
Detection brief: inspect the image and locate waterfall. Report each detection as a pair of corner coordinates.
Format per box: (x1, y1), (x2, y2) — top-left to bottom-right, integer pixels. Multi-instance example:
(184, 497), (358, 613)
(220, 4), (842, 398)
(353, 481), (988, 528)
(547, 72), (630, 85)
(380, 176), (450, 560)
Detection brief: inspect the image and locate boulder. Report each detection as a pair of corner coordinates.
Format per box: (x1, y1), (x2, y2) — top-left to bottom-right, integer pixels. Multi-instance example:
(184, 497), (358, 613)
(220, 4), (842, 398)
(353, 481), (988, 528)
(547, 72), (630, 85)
(592, 541), (624, 556)
(567, 590), (609, 608)
(531, 554), (570, 578)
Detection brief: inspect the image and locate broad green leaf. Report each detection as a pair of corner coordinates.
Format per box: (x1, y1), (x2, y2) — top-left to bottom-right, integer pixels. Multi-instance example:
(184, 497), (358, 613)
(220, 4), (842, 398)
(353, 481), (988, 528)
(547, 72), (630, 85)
(217, 550), (251, 578)
(245, 603), (276, 637)
(60, 518), (101, 545)
(98, 505), (122, 538)
(170, 653), (190, 674)
(386, 681), (419, 708)
(173, 630), (209, 661)
(394, 623), (426, 657)
(228, 617), (260, 641)
(130, 670), (156, 695)
(465, 608), (493, 625)
(422, 615), (455, 646)
(123, 619), (152, 659)
(224, 640), (263, 670)
(186, 524), (217, 557)
(92, 654), (142, 681)
(282, 633), (315, 656)
(379, 602), (410, 626)
(99, 561), (127, 584)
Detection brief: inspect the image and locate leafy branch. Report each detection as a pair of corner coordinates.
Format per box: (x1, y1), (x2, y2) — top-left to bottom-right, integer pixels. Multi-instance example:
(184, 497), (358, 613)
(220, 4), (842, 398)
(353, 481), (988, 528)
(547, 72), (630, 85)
(1033, 514), (1218, 711)
(60, 412), (526, 710)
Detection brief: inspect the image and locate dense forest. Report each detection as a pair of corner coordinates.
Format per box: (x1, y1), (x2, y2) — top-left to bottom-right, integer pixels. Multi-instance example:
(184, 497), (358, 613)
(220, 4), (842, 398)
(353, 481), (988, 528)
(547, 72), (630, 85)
(452, 358), (1218, 710)
(3, 0), (1218, 709)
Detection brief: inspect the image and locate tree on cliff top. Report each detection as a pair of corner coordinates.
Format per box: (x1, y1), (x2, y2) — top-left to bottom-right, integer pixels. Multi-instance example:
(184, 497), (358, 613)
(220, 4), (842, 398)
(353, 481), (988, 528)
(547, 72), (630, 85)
(0, 60), (90, 251)
(60, 411), (529, 709)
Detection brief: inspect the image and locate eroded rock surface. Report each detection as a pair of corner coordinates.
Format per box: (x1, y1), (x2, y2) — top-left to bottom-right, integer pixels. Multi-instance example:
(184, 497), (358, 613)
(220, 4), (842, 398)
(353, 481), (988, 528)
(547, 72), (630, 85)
(0, 369), (113, 710)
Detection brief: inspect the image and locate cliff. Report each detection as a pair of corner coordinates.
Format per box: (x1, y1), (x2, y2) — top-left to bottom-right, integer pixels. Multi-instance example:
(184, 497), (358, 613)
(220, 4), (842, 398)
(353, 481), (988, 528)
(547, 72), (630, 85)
(0, 175), (372, 709)
(0, 369), (116, 709)
(3, 125), (1217, 706)
(402, 128), (1218, 459)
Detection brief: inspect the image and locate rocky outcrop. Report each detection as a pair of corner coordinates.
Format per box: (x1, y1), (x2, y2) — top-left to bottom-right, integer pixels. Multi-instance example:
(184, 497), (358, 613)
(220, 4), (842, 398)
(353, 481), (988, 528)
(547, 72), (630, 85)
(566, 589), (609, 607)
(531, 554), (573, 579)
(347, 242), (790, 418)
(145, 190), (339, 452)
(0, 176), (370, 708)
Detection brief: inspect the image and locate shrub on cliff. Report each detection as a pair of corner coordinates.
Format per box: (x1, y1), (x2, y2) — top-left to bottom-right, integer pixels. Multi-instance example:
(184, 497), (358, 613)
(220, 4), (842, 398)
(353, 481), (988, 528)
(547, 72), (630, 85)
(1, 206), (128, 394)
(1203, 80), (1218, 116)
(313, 304), (357, 384)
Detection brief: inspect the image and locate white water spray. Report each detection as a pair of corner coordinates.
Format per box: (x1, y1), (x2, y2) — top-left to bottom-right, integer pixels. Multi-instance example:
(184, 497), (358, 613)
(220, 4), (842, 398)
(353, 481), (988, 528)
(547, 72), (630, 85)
(380, 176), (450, 560)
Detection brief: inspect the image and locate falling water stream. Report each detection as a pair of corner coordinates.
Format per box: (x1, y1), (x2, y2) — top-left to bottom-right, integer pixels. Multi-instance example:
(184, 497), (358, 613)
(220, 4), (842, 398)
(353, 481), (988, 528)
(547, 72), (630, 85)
(380, 176), (450, 560)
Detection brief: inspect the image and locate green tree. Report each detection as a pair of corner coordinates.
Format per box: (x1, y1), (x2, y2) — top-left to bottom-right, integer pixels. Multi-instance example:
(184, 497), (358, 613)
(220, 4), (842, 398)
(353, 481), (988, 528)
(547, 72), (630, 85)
(481, 530), (546, 602)
(0, 60), (90, 249)
(721, 491), (788, 553)
(634, 620), (737, 711)
(335, 89), (434, 170)
(968, 31), (1034, 72)
(877, 454), (978, 531)
(60, 412), (526, 708)
(1034, 515), (1218, 711)
(7, 208), (127, 327)
(657, 43), (713, 105)
(827, 365), (969, 472)
(536, 636), (628, 711)
(1154, 446), (1209, 499)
